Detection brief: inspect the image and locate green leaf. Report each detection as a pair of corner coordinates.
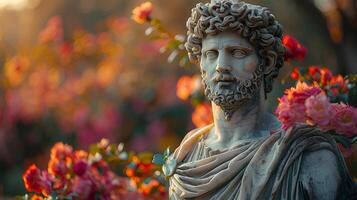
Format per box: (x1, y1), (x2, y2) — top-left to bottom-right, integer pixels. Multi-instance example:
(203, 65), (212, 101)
(164, 147), (170, 156)
(330, 134), (351, 148)
(152, 153), (165, 165)
(51, 191), (58, 199)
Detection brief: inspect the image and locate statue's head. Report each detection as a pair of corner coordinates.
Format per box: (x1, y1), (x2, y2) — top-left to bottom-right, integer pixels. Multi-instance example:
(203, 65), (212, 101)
(185, 0), (285, 120)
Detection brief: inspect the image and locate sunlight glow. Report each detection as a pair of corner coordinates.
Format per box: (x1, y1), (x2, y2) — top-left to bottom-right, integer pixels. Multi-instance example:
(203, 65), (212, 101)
(0, 0), (29, 10)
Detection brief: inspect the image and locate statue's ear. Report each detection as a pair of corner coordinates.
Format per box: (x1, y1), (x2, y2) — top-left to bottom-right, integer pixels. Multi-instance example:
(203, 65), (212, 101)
(264, 51), (278, 76)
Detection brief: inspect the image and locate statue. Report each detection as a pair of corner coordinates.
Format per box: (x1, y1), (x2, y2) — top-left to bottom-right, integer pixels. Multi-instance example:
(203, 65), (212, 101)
(164, 0), (356, 199)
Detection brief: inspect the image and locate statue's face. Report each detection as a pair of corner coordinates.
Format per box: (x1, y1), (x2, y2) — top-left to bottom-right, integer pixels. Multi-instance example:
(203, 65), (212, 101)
(200, 30), (263, 120)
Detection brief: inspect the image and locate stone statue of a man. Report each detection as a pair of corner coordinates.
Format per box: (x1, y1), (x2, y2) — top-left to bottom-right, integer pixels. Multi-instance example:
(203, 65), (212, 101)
(164, 0), (356, 199)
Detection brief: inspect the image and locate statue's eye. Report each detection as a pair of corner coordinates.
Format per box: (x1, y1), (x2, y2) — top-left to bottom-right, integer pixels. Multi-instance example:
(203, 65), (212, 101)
(205, 50), (218, 59)
(232, 49), (248, 58)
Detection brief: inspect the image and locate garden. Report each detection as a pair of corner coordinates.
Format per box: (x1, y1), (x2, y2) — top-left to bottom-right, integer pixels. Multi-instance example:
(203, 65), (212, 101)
(0, 0), (356, 199)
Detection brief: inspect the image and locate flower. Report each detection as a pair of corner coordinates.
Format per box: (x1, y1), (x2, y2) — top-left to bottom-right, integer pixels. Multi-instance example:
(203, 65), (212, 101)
(4, 55), (30, 87)
(319, 68), (333, 86)
(71, 176), (95, 199)
(286, 81), (322, 104)
(276, 96), (307, 130)
(276, 82), (324, 130)
(176, 76), (193, 100)
(330, 103), (357, 137)
(57, 42), (72, 63)
(30, 194), (44, 200)
(283, 35), (307, 61)
(132, 2), (153, 24)
(73, 159), (88, 176)
(290, 67), (300, 80)
(23, 165), (53, 196)
(48, 143), (73, 177)
(192, 103), (213, 128)
(38, 16), (63, 44)
(176, 75), (202, 101)
(330, 75), (349, 96)
(138, 179), (160, 195)
(305, 92), (332, 129)
(50, 143), (73, 160)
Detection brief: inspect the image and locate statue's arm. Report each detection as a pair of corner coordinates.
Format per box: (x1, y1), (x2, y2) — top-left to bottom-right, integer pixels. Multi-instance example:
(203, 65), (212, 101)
(299, 149), (342, 200)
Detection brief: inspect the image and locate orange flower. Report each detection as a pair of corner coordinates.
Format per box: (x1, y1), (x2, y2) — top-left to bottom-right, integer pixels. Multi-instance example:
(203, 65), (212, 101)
(286, 81), (322, 103)
(176, 75), (202, 100)
(4, 55), (30, 87)
(96, 58), (121, 88)
(31, 194), (44, 200)
(192, 103), (213, 128)
(176, 76), (193, 100)
(132, 2), (153, 24)
(48, 143), (73, 177)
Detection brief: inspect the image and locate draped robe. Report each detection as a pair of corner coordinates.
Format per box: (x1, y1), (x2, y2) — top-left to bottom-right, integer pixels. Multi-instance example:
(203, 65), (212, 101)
(167, 124), (355, 200)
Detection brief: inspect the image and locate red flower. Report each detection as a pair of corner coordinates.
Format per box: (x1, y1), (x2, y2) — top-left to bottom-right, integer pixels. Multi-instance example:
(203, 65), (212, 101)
(132, 2), (153, 24)
(330, 75), (349, 96)
(290, 67), (300, 80)
(320, 68), (333, 86)
(308, 66), (321, 82)
(23, 165), (53, 196)
(58, 42), (72, 62)
(283, 35), (307, 61)
(73, 159), (88, 176)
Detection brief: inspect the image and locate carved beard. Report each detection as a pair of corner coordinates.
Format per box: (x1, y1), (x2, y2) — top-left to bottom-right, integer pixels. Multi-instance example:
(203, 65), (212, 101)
(202, 64), (263, 120)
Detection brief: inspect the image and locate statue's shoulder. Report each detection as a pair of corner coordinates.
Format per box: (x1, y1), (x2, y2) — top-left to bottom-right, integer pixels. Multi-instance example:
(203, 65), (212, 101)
(299, 148), (344, 199)
(171, 124), (213, 162)
(285, 124), (355, 199)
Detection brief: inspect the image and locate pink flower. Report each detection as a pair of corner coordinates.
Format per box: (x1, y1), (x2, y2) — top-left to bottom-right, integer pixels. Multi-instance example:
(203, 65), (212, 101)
(132, 2), (153, 24)
(276, 96), (306, 130)
(286, 81), (322, 104)
(330, 103), (357, 137)
(73, 159), (88, 176)
(72, 177), (95, 199)
(38, 16), (63, 44)
(305, 92), (332, 129)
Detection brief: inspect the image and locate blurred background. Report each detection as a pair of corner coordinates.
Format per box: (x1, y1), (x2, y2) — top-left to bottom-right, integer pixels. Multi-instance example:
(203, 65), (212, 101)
(0, 0), (356, 197)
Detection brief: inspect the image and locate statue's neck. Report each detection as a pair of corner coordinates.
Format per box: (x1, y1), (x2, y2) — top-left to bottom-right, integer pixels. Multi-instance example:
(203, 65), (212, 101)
(210, 99), (271, 145)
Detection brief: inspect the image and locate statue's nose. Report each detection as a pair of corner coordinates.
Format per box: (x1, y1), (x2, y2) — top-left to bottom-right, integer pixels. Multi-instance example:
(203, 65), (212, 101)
(216, 53), (232, 73)
(216, 65), (232, 73)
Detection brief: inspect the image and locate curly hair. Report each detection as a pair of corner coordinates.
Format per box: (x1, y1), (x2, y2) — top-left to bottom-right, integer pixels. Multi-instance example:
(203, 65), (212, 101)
(185, 0), (285, 93)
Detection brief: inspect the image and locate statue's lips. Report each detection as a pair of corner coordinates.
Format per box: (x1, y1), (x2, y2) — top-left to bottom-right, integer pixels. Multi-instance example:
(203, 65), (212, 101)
(215, 79), (236, 84)
(216, 81), (235, 88)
